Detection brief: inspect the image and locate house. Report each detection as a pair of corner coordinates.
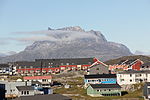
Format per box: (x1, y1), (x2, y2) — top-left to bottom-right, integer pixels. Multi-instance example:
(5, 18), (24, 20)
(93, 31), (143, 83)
(87, 84), (121, 97)
(16, 86), (35, 97)
(88, 64), (109, 75)
(0, 64), (10, 75)
(117, 70), (150, 85)
(141, 62), (150, 70)
(84, 74), (117, 87)
(143, 82), (150, 100)
(0, 81), (31, 98)
(109, 59), (144, 73)
(23, 76), (52, 87)
(13, 94), (72, 100)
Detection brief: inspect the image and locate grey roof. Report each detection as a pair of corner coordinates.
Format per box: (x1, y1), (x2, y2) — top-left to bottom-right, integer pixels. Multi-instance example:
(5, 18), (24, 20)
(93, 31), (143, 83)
(16, 86), (34, 91)
(14, 58), (94, 69)
(0, 64), (9, 68)
(31, 81), (42, 85)
(13, 94), (72, 100)
(118, 70), (150, 74)
(36, 58), (94, 66)
(90, 84), (121, 89)
(84, 74), (116, 79)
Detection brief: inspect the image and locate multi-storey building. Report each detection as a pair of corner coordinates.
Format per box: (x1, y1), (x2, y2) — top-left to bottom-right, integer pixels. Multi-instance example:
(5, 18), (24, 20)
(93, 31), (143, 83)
(117, 70), (150, 85)
(14, 58), (99, 75)
(84, 74), (117, 87)
(109, 59), (143, 73)
(84, 74), (122, 97)
(0, 81), (32, 98)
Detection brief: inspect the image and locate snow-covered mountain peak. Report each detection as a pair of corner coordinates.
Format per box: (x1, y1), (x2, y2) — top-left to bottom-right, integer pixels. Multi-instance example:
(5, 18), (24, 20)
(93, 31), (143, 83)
(57, 26), (85, 32)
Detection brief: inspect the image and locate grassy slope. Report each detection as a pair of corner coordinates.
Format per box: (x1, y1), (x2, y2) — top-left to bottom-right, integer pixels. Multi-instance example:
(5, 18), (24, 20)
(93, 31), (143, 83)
(54, 77), (144, 100)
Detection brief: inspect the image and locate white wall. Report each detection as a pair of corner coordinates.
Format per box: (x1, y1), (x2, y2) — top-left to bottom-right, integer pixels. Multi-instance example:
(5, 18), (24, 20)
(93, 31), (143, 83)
(117, 73), (150, 85)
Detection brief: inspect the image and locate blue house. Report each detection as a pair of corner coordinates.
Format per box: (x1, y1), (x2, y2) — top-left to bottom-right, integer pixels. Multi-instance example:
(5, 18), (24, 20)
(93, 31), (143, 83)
(84, 74), (117, 87)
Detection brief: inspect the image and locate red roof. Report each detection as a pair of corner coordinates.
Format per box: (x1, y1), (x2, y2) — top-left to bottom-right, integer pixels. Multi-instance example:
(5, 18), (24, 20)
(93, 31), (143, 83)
(23, 76), (52, 80)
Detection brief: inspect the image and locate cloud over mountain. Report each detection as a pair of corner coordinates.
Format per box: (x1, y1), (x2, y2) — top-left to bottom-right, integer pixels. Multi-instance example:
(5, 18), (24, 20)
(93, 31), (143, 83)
(0, 26), (132, 63)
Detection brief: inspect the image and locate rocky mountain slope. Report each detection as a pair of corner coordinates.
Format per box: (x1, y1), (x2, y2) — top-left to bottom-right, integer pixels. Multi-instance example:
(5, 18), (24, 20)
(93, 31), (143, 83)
(0, 26), (132, 63)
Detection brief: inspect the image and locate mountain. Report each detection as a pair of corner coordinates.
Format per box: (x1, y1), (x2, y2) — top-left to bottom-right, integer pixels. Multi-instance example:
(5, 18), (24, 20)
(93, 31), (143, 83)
(134, 50), (150, 56)
(105, 55), (150, 65)
(0, 51), (17, 57)
(0, 26), (132, 63)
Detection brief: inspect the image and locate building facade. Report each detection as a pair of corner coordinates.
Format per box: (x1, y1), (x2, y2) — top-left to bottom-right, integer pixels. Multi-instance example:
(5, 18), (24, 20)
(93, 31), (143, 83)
(16, 86), (35, 97)
(23, 76), (52, 87)
(84, 74), (117, 87)
(117, 70), (150, 85)
(87, 84), (121, 97)
(0, 81), (31, 98)
(14, 58), (97, 76)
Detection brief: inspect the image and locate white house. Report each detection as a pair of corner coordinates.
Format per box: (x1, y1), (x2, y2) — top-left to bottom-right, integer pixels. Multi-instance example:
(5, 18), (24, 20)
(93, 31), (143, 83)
(23, 76), (52, 87)
(117, 70), (150, 85)
(16, 86), (35, 97)
(0, 81), (31, 98)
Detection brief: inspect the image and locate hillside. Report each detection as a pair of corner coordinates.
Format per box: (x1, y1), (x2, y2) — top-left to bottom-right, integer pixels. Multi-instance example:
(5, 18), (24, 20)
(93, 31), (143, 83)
(105, 55), (150, 65)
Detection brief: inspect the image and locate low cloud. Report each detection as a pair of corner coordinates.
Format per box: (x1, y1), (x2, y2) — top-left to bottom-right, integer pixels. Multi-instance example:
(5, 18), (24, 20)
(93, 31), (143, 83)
(13, 35), (57, 42)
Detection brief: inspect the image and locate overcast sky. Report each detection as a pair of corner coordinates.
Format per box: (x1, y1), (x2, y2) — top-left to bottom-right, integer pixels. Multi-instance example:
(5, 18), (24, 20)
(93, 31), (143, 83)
(0, 0), (150, 53)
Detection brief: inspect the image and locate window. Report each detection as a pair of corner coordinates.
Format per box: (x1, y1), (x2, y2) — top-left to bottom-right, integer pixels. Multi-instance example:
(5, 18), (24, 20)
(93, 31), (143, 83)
(130, 79), (132, 82)
(66, 63), (69, 65)
(97, 90), (99, 92)
(27, 91), (29, 94)
(24, 66), (26, 69)
(42, 79), (47, 82)
(24, 91), (26, 95)
(21, 91), (24, 95)
(96, 68), (99, 70)
(130, 74), (132, 77)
